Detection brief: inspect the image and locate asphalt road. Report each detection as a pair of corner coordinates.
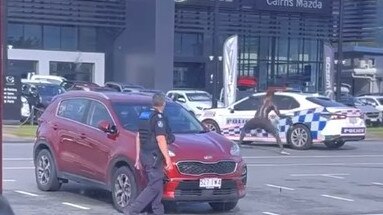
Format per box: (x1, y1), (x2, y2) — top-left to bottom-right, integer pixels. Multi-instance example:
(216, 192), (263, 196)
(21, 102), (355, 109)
(2, 140), (383, 215)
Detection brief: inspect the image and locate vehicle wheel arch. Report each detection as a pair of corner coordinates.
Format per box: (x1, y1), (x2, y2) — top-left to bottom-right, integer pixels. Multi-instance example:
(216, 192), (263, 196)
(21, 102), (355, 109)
(34, 140), (56, 164)
(108, 156), (140, 190)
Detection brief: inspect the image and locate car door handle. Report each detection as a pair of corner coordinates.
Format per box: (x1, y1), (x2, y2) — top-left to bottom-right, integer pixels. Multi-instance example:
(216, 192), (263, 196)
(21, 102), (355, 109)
(52, 124), (58, 130)
(80, 133), (87, 139)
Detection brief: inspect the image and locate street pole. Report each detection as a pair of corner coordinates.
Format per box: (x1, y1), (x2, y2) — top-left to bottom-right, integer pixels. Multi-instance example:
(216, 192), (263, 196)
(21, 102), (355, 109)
(336, 0), (343, 101)
(0, 0), (6, 194)
(211, 0), (220, 108)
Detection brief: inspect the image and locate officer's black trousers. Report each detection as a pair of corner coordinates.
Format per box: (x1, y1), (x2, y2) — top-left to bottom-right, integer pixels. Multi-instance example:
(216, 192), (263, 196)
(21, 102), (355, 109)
(129, 152), (164, 215)
(239, 117), (284, 150)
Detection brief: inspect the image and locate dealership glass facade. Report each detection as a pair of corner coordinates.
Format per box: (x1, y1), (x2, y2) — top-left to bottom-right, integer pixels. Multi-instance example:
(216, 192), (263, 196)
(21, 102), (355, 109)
(173, 1), (332, 92)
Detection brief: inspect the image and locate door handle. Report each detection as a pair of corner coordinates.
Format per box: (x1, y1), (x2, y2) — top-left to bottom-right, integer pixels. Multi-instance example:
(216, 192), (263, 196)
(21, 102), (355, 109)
(52, 124), (58, 130)
(80, 133), (87, 139)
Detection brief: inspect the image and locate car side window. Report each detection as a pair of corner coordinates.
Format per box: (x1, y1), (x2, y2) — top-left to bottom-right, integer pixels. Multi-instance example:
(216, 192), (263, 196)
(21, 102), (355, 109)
(57, 99), (90, 123)
(234, 97), (261, 111)
(87, 101), (113, 128)
(273, 95), (300, 110)
(107, 84), (120, 92)
(366, 98), (378, 106)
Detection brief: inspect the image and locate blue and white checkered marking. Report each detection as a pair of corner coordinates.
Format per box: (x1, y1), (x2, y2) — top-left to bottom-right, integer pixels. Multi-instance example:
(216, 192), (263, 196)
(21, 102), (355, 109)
(221, 107), (328, 140)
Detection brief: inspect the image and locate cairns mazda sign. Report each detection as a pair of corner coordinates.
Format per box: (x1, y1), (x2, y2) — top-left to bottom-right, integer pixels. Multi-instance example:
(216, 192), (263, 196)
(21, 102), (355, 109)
(255, 0), (331, 15)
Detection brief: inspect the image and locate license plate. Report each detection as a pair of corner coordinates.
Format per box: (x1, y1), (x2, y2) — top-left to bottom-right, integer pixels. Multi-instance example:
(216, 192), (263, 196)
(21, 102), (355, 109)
(199, 178), (222, 189)
(341, 128), (365, 134)
(370, 118), (378, 122)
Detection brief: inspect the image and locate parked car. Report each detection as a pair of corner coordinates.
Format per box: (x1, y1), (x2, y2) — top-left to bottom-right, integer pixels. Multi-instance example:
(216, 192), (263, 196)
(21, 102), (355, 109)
(28, 74), (67, 85)
(358, 95), (383, 113)
(166, 90), (225, 117)
(60, 80), (100, 91)
(21, 82), (66, 122)
(34, 91), (247, 213)
(198, 92), (366, 150)
(104, 81), (145, 92)
(339, 94), (382, 126)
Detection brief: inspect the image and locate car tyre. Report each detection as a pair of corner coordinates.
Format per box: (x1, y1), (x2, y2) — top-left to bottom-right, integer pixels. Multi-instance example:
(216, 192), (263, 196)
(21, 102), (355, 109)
(287, 124), (312, 150)
(324, 140), (345, 149)
(209, 201), (238, 212)
(202, 119), (221, 133)
(35, 149), (61, 191)
(111, 166), (138, 213)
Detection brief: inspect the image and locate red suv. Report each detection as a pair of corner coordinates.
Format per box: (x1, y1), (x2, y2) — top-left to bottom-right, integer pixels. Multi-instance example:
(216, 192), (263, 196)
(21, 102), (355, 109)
(34, 91), (247, 212)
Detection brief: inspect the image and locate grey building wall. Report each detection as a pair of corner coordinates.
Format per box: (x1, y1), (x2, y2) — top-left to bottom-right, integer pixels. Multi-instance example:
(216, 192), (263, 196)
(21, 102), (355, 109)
(113, 0), (174, 92)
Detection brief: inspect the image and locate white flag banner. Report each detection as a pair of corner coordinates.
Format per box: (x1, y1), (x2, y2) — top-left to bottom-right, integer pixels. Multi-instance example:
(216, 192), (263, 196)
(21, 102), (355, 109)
(223, 35), (238, 107)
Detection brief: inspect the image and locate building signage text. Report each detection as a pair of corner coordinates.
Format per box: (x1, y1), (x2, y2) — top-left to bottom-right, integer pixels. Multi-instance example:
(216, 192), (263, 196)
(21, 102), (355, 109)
(256, 0), (331, 15)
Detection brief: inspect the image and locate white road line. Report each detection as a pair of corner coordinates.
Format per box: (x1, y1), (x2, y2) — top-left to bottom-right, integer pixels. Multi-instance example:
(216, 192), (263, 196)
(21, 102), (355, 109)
(372, 182), (383, 186)
(62, 202), (90, 210)
(15, 190), (39, 197)
(247, 163), (383, 167)
(3, 158), (33, 161)
(243, 155), (383, 159)
(321, 194), (354, 202)
(3, 179), (16, 182)
(263, 212), (280, 215)
(322, 174), (345, 179)
(290, 173), (349, 177)
(265, 184), (295, 191)
(4, 167), (34, 170)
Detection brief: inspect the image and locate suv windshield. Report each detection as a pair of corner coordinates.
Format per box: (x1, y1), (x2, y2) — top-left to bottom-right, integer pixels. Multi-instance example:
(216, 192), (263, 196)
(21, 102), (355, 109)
(306, 97), (346, 107)
(186, 93), (211, 101)
(113, 102), (205, 134)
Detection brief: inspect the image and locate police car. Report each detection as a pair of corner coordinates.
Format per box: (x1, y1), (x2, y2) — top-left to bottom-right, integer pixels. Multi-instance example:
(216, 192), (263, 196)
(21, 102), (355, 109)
(198, 92), (366, 150)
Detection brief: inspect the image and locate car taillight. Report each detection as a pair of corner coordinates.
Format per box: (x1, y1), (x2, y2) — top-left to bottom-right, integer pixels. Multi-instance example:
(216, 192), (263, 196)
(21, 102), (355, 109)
(321, 113), (347, 120)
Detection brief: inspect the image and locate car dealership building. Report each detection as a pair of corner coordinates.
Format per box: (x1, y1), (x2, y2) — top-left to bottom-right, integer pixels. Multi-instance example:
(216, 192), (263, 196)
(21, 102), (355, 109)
(5, 0), (381, 94)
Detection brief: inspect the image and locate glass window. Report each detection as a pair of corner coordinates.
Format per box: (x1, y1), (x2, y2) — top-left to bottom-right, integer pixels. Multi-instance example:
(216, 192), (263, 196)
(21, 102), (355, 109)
(304, 39), (318, 62)
(87, 102), (113, 128)
(79, 27), (97, 52)
(8, 60), (37, 78)
(289, 38), (301, 61)
(234, 96), (261, 111)
(50, 61), (94, 82)
(36, 84), (65, 96)
(277, 38), (288, 61)
(174, 32), (203, 57)
(112, 102), (205, 133)
(186, 93), (211, 102)
(23, 24), (42, 48)
(61, 26), (77, 50)
(57, 99), (90, 123)
(7, 23), (23, 48)
(378, 98), (383, 105)
(273, 95), (300, 110)
(44, 26), (60, 49)
(306, 97), (346, 107)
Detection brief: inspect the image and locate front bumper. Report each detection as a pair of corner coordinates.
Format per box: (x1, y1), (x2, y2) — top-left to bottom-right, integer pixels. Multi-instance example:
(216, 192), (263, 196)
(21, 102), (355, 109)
(163, 177), (246, 202)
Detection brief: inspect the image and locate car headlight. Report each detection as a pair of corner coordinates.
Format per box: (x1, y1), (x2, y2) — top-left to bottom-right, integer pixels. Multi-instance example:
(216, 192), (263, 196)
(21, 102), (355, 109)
(230, 142), (240, 156)
(168, 150), (176, 157)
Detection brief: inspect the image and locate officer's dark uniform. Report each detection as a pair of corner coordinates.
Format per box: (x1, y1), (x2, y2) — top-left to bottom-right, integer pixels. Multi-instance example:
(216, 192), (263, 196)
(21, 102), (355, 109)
(239, 97), (287, 150)
(127, 109), (174, 215)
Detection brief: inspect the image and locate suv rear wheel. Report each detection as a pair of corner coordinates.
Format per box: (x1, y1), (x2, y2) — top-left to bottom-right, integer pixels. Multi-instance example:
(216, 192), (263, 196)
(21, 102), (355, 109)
(35, 149), (61, 191)
(112, 166), (138, 213)
(209, 201), (238, 212)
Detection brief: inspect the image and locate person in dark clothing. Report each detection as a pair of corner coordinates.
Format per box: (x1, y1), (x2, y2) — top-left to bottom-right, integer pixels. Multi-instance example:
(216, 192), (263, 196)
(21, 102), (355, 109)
(239, 89), (290, 155)
(124, 93), (174, 215)
(0, 195), (15, 215)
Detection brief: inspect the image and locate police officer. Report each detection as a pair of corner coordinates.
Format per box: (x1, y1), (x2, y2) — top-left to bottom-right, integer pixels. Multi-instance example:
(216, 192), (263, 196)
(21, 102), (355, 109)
(125, 93), (174, 215)
(239, 89), (290, 155)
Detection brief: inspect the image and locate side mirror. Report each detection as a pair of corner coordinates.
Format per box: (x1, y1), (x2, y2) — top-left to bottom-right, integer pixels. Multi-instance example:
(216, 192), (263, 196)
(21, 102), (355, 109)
(98, 120), (118, 135)
(177, 97), (186, 103)
(229, 108), (235, 114)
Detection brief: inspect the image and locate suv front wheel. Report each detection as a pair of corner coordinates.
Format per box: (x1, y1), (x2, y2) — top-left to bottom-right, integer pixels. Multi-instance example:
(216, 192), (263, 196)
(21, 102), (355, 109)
(35, 149), (62, 191)
(112, 166), (138, 213)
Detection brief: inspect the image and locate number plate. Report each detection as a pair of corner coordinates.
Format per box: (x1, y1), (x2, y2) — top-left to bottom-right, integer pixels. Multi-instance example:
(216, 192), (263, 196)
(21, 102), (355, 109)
(199, 178), (222, 189)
